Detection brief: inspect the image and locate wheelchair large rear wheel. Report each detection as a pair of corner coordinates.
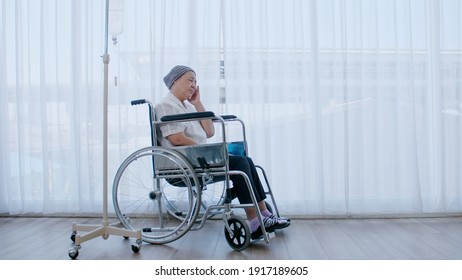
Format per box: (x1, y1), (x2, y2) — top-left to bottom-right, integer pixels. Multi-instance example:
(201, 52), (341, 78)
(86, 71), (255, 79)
(113, 146), (201, 244)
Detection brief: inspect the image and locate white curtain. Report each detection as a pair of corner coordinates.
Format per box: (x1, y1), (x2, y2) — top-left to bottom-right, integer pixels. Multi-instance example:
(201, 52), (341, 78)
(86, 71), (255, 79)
(1, 0), (461, 216)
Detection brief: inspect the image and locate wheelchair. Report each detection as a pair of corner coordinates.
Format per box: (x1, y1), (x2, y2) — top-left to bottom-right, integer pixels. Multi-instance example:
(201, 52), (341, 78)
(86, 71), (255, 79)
(111, 99), (282, 251)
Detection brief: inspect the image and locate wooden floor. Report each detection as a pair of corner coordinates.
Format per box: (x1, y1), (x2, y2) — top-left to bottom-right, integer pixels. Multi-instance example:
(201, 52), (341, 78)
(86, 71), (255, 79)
(1, 216), (462, 260)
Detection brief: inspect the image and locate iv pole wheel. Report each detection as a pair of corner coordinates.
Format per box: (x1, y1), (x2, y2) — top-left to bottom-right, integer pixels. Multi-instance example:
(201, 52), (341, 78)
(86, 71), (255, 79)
(131, 239), (142, 253)
(68, 247), (79, 259)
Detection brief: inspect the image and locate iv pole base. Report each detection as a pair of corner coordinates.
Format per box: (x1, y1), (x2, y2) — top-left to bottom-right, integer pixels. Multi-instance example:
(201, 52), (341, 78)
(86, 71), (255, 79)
(68, 221), (142, 259)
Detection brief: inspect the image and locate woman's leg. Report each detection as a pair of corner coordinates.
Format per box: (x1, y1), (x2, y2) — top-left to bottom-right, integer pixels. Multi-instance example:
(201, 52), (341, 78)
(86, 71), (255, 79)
(243, 156), (268, 202)
(227, 155), (289, 237)
(228, 155), (266, 205)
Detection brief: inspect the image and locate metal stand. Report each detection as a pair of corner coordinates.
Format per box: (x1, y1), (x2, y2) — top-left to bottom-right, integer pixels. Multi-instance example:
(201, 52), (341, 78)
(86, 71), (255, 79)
(68, 0), (141, 259)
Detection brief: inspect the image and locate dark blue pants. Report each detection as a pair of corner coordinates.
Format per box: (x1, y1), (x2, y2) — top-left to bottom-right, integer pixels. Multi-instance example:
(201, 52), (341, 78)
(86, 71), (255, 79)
(228, 155), (267, 204)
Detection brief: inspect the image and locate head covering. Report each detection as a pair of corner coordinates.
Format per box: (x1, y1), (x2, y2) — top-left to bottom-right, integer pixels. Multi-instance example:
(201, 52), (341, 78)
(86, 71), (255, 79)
(163, 65), (195, 89)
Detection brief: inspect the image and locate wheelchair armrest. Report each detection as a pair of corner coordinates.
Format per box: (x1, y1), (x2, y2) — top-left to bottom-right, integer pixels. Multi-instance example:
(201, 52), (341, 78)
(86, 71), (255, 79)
(220, 115), (238, 120)
(160, 111), (216, 122)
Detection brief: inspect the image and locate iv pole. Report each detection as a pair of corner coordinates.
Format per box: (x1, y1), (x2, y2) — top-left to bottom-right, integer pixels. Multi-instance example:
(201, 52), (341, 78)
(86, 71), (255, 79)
(68, 0), (142, 259)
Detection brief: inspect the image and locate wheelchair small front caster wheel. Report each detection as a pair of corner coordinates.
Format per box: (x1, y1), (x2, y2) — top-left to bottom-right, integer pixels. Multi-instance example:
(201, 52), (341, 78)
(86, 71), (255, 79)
(224, 216), (250, 251)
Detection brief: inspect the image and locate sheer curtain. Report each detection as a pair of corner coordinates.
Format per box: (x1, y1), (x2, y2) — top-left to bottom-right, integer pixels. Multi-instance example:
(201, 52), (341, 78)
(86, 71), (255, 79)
(0, 0), (222, 214)
(1, 0), (461, 216)
(223, 0), (462, 215)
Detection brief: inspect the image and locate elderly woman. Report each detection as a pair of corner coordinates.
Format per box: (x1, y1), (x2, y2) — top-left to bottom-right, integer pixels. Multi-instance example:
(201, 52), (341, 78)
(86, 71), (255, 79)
(156, 65), (290, 239)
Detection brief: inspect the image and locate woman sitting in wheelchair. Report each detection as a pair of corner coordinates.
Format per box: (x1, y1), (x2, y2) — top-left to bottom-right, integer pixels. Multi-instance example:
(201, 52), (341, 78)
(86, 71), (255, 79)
(156, 65), (290, 239)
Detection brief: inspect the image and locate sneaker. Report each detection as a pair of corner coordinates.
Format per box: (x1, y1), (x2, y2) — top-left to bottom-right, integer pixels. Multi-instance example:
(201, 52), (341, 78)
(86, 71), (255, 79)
(270, 214), (291, 223)
(268, 215), (291, 230)
(250, 226), (266, 240)
(250, 216), (289, 240)
(281, 216), (290, 222)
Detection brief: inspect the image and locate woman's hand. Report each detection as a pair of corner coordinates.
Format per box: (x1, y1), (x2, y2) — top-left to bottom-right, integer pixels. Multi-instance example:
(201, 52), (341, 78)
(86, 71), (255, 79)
(188, 85), (215, 138)
(189, 85), (201, 105)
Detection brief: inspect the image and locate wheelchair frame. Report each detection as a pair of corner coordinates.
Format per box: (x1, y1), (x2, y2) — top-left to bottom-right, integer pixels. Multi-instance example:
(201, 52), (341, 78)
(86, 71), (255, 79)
(111, 98), (280, 251)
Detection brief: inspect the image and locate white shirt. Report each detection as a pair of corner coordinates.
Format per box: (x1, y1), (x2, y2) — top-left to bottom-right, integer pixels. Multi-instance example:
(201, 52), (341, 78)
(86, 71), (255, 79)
(156, 92), (207, 147)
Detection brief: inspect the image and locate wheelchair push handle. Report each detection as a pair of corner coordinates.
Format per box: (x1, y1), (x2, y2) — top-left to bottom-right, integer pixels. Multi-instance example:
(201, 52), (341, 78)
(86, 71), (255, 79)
(131, 99), (147, 106)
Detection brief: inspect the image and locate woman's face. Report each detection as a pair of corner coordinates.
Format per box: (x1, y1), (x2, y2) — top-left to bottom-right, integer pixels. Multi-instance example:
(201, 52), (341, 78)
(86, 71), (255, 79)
(171, 71), (197, 102)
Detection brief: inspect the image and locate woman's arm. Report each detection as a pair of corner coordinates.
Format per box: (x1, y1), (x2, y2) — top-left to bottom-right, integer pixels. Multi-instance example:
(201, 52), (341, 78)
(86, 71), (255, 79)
(189, 86), (215, 138)
(166, 132), (198, 146)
